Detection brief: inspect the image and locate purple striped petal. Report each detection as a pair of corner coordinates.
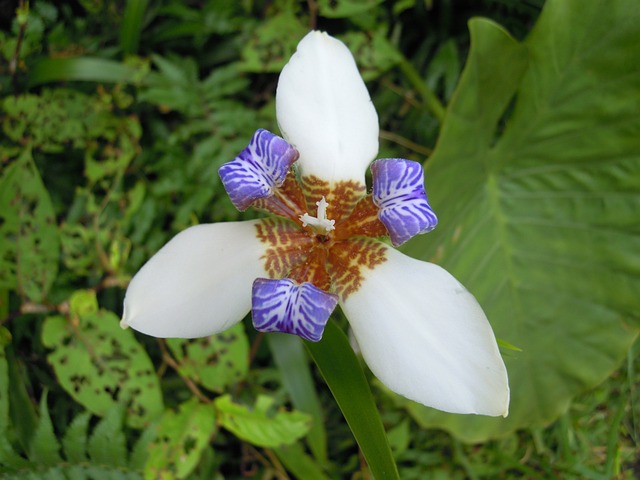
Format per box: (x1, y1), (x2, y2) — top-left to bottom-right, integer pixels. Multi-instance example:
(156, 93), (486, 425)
(219, 129), (299, 211)
(371, 158), (438, 246)
(251, 278), (338, 342)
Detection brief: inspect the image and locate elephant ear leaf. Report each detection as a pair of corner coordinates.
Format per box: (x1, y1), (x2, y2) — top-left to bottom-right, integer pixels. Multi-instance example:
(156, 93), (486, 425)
(402, 0), (640, 441)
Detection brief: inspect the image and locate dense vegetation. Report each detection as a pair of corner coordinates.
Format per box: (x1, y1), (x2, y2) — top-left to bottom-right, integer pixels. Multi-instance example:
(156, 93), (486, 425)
(1, 1), (638, 478)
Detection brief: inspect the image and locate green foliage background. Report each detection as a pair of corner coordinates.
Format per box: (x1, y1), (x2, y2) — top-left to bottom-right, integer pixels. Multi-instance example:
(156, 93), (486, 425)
(0, 0), (638, 478)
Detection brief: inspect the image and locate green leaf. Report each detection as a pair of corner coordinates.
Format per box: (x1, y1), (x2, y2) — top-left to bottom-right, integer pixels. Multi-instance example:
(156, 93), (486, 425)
(402, 2), (640, 440)
(145, 398), (217, 480)
(316, 0), (384, 18)
(120, 0), (149, 55)
(42, 290), (164, 428)
(129, 421), (157, 469)
(238, 13), (307, 73)
(166, 323), (249, 393)
(305, 321), (399, 480)
(0, 327), (28, 469)
(1, 465), (143, 480)
(215, 394), (311, 449)
(61, 411), (91, 463)
(386, 419), (410, 458)
(425, 39), (462, 101)
(0, 329), (11, 433)
(2, 89), (139, 154)
(274, 443), (331, 480)
(0, 149), (60, 302)
(87, 405), (127, 466)
(267, 333), (327, 463)
(6, 341), (38, 453)
(341, 29), (402, 81)
(28, 57), (145, 87)
(29, 393), (62, 465)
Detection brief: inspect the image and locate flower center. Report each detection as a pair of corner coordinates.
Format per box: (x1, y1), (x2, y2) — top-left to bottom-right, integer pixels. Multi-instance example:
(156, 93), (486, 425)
(299, 197), (336, 234)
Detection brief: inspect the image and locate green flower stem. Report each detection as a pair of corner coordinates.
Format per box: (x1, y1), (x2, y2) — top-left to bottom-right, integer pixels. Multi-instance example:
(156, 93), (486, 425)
(305, 320), (400, 480)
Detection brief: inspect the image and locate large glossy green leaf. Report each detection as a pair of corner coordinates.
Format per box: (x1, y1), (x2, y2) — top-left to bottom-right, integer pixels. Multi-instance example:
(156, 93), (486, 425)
(306, 320), (399, 480)
(402, 1), (640, 441)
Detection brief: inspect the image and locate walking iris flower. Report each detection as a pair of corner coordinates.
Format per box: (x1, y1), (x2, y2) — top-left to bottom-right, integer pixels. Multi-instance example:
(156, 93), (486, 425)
(121, 32), (509, 416)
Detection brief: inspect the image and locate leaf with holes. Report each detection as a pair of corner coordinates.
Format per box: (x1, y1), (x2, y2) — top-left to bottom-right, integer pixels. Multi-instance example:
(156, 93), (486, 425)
(402, 1), (640, 441)
(144, 398), (216, 480)
(215, 394), (311, 448)
(41, 290), (163, 428)
(0, 149), (59, 302)
(166, 323), (248, 393)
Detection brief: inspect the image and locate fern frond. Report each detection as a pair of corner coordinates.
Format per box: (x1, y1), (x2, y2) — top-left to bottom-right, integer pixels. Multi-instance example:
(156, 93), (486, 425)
(1, 463), (143, 480)
(129, 422), (157, 469)
(61, 411), (91, 463)
(87, 405), (127, 466)
(28, 393), (62, 466)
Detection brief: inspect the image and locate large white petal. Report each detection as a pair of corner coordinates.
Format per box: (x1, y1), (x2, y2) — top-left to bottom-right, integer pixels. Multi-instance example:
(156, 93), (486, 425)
(122, 220), (268, 338)
(276, 31), (379, 185)
(340, 246), (509, 416)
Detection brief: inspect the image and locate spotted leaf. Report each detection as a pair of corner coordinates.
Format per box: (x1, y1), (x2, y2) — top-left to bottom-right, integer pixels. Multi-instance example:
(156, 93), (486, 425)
(42, 290), (163, 428)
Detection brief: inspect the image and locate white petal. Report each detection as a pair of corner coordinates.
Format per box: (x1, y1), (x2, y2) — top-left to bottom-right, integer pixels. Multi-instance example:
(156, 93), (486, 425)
(340, 246), (509, 416)
(122, 221), (268, 338)
(276, 31), (379, 185)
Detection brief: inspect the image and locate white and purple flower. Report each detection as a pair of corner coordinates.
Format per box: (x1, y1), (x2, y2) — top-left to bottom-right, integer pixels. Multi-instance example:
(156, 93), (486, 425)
(121, 32), (509, 416)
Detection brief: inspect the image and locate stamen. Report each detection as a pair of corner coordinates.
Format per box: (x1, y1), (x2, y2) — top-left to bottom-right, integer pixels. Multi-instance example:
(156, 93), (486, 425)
(299, 196), (336, 233)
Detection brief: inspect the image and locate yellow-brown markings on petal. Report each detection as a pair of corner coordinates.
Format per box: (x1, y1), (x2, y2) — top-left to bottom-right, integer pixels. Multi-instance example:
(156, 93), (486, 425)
(335, 195), (387, 240)
(255, 218), (314, 278)
(327, 238), (387, 300)
(255, 177), (388, 298)
(289, 245), (332, 292)
(301, 176), (366, 222)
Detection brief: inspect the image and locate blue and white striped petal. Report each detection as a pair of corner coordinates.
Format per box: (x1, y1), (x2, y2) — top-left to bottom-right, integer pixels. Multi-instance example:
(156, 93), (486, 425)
(251, 278), (338, 342)
(219, 129), (299, 211)
(371, 158), (438, 247)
